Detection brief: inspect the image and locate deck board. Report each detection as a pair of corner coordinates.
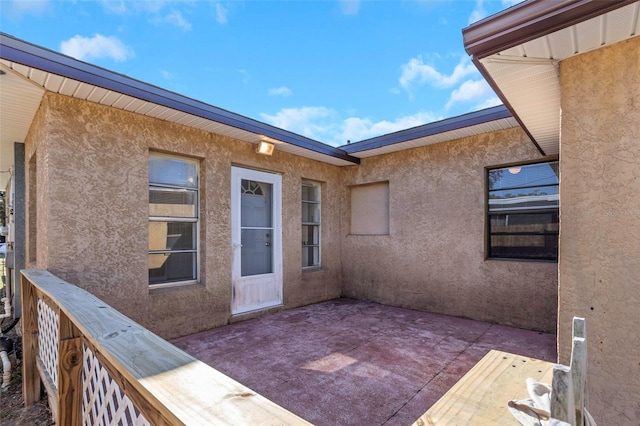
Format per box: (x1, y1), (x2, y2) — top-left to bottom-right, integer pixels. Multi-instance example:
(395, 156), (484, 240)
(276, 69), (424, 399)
(414, 350), (555, 425)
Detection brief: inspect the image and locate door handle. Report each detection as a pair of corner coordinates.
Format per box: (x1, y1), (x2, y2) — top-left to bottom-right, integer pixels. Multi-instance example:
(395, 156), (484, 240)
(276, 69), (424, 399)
(265, 242), (271, 247)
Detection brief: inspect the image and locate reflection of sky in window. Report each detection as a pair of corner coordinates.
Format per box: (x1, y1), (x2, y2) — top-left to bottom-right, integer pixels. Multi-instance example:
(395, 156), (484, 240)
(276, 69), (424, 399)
(489, 162), (558, 191)
(149, 157), (198, 188)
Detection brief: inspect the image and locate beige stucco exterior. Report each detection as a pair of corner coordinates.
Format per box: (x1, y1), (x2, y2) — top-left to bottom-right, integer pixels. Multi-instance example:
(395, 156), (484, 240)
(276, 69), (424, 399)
(340, 127), (558, 333)
(559, 36), (640, 424)
(24, 93), (343, 338)
(22, 92), (559, 340)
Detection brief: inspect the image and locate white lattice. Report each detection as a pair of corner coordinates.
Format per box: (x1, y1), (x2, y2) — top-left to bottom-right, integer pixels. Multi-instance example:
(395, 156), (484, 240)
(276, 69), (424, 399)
(81, 344), (151, 426)
(37, 297), (59, 389)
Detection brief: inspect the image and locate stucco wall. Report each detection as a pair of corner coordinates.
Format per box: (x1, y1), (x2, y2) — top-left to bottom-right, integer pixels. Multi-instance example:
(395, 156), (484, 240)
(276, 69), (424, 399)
(559, 37), (640, 424)
(340, 127), (558, 332)
(24, 93), (343, 339)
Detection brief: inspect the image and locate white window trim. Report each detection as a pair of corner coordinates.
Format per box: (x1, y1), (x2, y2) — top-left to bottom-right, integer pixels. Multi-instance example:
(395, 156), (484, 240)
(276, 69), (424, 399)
(148, 151), (200, 288)
(302, 180), (321, 269)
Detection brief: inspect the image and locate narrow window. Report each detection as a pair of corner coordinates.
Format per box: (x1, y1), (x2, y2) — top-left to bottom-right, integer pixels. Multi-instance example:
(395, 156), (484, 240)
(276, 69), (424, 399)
(148, 152), (199, 286)
(302, 180), (321, 268)
(487, 161), (559, 260)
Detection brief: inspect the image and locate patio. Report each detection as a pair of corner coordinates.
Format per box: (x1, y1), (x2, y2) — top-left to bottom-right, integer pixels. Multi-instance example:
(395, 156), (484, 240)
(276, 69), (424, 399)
(171, 298), (556, 425)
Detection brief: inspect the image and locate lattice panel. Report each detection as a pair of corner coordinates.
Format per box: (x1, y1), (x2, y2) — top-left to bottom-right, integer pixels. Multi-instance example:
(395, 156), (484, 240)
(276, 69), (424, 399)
(37, 297), (59, 389)
(81, 344), (151, 426)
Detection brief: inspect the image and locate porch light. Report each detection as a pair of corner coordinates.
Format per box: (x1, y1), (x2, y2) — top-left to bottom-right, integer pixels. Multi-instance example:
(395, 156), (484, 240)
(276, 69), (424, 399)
(256, 140), (275, 156)
(508, 166), (521, 174)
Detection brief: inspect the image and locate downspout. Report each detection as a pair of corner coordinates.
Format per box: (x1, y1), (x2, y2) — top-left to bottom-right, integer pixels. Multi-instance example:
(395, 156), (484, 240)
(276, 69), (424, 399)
(0, 336), (12, 389)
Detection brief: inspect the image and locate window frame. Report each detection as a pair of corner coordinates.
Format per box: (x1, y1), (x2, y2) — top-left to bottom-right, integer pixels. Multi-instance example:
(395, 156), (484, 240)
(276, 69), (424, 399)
(148, 151), (200, 288)
(486, 159), (559, 262)
(301, 179), (321, 269)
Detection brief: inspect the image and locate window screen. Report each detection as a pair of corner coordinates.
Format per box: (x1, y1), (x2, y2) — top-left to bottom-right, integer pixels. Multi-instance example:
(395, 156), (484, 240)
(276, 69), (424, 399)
(149, 152), (199, 286)
(487, 161), (559, 260)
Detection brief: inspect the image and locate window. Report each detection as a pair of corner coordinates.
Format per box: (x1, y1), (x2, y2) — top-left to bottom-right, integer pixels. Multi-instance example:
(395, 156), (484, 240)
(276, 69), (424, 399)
(302, 180), (321, 268)
(350, 181), (390, 235)
(149, 152), (199, 286)
(487, 161), (559, 260)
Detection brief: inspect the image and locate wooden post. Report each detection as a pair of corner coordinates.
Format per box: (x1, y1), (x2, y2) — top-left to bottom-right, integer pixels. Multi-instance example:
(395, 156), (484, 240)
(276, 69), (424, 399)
(57, 312), (83, 426)
(571, 317), (587, 426)
(551, 364), (576, 425)
(572, 317), (585, 340)
(21, 273), (41, 405)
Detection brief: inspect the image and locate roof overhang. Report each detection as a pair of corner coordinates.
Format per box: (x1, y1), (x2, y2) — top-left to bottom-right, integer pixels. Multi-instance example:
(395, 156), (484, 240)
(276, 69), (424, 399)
(341, 105), (519, 158)
(463, 0), (640, 156)
(0, 33), (362, 189)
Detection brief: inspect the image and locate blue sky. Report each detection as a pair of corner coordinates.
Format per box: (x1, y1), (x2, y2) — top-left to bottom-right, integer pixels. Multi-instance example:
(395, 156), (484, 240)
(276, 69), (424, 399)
(1, 0), (520, 146)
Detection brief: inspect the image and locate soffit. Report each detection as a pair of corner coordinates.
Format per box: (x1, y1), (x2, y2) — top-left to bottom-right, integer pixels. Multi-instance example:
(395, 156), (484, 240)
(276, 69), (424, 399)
(343, 109), (519, 158)
(0, 33), (360, 190)
(0, 64), (45, 189)
(468, 0), (640, 156)
(0, 59), (357, 169)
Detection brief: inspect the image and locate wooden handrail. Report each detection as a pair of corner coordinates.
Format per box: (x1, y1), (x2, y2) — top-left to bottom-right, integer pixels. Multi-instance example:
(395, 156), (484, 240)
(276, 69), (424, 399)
(21, 269), (310, 425)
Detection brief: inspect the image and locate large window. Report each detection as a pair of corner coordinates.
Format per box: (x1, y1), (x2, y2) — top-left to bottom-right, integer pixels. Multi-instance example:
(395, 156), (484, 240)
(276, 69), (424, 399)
(302, 180), (321, 268)
(487, 161), (559, 260)
(149, 152), (199, 286)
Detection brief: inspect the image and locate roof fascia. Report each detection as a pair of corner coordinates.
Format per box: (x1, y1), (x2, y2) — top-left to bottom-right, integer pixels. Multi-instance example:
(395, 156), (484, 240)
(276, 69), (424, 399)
(0, 33), (360, 164)
(463, 0), (638, 59)
(340, 105), (512, 154)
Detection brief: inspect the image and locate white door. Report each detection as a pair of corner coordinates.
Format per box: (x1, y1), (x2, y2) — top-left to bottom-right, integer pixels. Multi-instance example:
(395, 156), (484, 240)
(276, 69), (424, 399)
(231, 167), (283, 315)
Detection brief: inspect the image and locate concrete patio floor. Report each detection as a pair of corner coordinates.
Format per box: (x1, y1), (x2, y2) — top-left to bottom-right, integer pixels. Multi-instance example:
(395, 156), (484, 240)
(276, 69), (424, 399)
(171, 298), (556, 426)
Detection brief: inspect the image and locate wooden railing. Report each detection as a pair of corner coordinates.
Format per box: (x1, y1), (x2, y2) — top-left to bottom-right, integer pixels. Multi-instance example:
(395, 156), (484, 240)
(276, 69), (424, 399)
(21, 269), (309, 425)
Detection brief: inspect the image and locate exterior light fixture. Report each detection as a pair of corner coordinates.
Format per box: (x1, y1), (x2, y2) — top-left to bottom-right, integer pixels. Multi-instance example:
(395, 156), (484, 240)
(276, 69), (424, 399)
(508, 166), (522, 174)
(256, 140), (275, 156)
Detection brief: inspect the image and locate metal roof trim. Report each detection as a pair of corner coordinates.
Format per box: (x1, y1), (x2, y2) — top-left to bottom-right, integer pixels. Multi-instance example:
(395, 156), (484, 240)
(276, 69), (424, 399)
(0, 33), (360, 164)
(340, 105), (513, 154)
(463, 0), (637, 59)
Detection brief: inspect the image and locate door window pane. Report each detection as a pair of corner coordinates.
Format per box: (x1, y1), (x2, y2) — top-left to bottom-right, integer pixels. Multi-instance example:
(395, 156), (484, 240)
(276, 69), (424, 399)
(241, 180), (272, 227)
(241, 229), (273, 276)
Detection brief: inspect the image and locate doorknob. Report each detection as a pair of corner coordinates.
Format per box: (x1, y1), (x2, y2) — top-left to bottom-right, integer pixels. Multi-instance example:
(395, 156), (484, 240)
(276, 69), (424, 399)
(265, 242), (271, 247)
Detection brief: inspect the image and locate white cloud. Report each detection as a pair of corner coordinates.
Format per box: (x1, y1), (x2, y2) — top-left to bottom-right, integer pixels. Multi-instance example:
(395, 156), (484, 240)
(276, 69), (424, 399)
(445, 79), (493, 109)
(468, 0), (487, 24)
(341, 111), (439, 143)
(268, 87), (293, 97)
(216, 2), (228, 24)
(99, 0), (131, 14)
(260, 107), (337, 141)
(339, 0), (360, 16)
(474, 96), (503, 110)
(399, 55), (477, 93)
(161, 70), (177, 80)
(502, 0), (523, 7)
(260, 106), (441, 146)
(164, 10), (192, 31)
(60, 34), (134, 62)
(239, 69), (250, 84)
(5, 0), (49, 17)
(99, 0), (173, 14)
